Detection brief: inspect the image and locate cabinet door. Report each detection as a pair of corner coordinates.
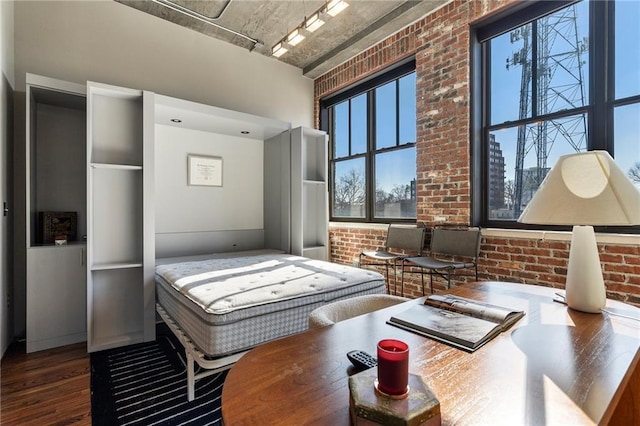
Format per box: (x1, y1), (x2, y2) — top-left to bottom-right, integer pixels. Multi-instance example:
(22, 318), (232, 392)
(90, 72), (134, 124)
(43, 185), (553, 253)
(26, 245), (87, 353)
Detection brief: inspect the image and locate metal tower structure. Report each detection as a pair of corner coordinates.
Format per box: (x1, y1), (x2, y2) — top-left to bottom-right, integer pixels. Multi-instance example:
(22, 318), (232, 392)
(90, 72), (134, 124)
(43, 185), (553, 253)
(506, 4), (588, 216)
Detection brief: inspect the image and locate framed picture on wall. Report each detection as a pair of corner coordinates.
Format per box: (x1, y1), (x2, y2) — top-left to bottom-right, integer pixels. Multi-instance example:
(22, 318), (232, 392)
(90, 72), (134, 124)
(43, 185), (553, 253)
(188, 154), (223, 187)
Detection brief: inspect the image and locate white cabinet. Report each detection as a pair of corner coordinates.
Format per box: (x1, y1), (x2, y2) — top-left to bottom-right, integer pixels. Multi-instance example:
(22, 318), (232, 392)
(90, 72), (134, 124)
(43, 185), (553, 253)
(265, 127), (328, 260)
(25, 74), (87, 353)
(86, 82), (155, 352)
(26, 245), (86, 352)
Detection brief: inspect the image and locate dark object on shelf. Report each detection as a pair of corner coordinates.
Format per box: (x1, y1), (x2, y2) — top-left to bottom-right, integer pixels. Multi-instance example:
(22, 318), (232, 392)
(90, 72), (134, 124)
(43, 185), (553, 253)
(39, 211), (77, 244)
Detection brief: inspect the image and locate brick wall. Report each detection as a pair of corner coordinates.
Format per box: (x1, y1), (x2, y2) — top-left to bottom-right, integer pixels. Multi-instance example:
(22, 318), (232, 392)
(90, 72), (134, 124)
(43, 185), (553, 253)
(316, 0), (640, 306)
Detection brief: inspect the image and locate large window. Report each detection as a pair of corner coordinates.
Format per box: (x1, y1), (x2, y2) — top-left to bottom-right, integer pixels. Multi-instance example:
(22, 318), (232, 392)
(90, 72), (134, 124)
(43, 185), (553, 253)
(321, 61), (417, 222)
(475, 0), (640, 228)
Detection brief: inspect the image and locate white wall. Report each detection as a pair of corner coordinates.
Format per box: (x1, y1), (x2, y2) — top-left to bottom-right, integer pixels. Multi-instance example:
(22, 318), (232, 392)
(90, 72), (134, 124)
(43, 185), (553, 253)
(155, 124), (263, 234)
(13, 1), (314, 127)
(1, 0), (15, 358)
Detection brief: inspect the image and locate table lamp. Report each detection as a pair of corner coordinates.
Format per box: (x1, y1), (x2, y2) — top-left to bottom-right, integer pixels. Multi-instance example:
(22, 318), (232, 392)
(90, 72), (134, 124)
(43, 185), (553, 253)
(518, 151), (640, 313)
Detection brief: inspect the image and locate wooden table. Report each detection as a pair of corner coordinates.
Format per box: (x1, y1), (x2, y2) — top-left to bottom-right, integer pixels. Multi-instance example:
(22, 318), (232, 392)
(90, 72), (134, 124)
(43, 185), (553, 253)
(222, 282), (640, 425)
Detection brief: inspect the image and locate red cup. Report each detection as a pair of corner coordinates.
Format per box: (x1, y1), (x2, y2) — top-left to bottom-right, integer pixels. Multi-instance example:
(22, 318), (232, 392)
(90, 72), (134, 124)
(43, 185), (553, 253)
(376, 339), (409, 396)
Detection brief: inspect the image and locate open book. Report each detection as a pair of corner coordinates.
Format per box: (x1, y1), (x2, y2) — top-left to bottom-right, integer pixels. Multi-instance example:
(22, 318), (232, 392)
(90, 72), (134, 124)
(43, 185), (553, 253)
(387, 294), (525, 352)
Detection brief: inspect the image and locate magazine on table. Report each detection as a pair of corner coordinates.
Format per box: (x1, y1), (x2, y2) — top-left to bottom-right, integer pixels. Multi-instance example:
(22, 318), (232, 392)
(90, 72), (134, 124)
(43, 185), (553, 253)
(387, 294), (525, 352)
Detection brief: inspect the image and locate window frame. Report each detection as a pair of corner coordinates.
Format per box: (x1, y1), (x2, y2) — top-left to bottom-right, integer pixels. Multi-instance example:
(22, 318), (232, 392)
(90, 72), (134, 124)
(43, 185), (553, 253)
(320, 59), (417, 223)
(471, 0), (640, 234)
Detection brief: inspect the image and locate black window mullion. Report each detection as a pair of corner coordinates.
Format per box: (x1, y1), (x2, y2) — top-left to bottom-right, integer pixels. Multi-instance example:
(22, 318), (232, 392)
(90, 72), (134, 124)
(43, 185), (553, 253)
(348, 99), (352, 156)
(367, 91), (374, 221)
(531, 20), (538, 118)
(589, 0), (608, 152)
(395, 80), (400, 147)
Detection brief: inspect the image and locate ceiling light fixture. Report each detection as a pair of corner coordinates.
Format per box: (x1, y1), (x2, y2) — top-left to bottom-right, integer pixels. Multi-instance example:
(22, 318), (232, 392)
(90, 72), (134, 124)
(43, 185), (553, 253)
(287, 28), (305, 46)
(272, 42), (288, 58)
(305, 13), (325, 32)
(271, 0), (348, 57)
(326, 0), (349, 17)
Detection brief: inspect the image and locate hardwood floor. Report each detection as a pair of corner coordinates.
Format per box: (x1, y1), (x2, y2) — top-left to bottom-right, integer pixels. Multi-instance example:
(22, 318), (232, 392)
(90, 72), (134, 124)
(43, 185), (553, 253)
(0, 341), (91, 425)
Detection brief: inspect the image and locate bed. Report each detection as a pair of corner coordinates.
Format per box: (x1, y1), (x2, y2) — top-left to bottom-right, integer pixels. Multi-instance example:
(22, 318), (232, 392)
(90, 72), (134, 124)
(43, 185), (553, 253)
(155, 249), (386, 400)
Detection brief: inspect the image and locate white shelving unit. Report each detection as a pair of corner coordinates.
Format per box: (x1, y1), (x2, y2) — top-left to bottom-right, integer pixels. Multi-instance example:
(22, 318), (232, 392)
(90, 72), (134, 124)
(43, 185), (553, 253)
(86, 82), (155, 352)
(25, 74), (88, 353)
(290, 127), (328, 260)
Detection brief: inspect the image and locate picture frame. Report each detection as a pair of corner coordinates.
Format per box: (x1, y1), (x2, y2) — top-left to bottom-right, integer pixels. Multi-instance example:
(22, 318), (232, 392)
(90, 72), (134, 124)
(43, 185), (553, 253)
(188, 154), (223, 187)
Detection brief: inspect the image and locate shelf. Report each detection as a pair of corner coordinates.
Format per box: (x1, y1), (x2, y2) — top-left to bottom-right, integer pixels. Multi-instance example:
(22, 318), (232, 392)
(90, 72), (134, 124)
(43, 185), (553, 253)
(88, 267), (144, 353)
(89, 90), (143, 165)
(90, 168), (143, 265)
(88, 332), (145, 353)
(303, 179), (326, 185)
(91, 262), (143, 271)
(29, 241), (86, 249)
(90, 162), (142, 170)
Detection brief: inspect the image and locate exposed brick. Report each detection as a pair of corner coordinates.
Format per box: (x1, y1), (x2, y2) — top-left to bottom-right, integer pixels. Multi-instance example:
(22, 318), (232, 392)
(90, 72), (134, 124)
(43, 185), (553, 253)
(316, 0), (639, 307)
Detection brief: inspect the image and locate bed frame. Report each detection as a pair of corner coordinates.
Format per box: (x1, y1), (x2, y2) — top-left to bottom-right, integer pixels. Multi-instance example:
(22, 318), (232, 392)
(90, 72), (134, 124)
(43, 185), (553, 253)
(157, 304), (246, 402)
(155, 251), (386, 401)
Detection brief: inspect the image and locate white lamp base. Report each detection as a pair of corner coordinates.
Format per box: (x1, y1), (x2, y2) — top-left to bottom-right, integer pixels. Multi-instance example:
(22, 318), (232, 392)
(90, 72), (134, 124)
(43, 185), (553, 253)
(565, 225), (606, 313)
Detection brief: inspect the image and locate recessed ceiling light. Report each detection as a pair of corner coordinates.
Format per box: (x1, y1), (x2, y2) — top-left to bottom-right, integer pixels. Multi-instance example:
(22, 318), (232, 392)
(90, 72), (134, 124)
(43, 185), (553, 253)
(241, 131), (250, 134)
(171, 118), (182, 123)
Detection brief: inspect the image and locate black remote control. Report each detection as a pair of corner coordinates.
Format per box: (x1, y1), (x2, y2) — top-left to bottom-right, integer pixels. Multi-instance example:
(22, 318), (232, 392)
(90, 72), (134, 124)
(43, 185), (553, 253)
(347, 350), (377, 370)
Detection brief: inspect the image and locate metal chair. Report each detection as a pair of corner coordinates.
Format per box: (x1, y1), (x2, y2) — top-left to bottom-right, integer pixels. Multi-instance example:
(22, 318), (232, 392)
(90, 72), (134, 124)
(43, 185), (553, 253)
(359, 224), (426, 295)
(308, 294), (409, 329)
(401, 227), (482, 295)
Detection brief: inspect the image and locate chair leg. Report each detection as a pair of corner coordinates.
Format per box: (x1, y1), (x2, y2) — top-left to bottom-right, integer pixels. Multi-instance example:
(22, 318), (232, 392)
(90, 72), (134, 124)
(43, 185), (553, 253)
(385, 262), (390, 294)
(392, 261), (398, 296)
(429, 272), (433, 294)
(400, 261), (405, 297)
(421, 268), (425, 296)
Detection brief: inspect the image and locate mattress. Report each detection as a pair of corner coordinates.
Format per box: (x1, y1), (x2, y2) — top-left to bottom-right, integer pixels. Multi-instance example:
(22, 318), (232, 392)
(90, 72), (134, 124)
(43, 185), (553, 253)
(156, 250), (385, 357)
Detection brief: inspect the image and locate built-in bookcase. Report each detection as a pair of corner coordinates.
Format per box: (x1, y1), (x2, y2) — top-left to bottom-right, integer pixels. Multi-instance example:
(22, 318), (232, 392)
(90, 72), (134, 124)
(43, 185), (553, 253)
(86, 82), (154, 352)
(291, 127), (328, 260)
(25, 74), (88, 353)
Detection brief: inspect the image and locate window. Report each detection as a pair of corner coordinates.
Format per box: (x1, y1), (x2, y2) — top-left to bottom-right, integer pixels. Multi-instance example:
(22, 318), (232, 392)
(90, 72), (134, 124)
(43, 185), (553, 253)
(474, 0), (640, 228)
(321, 61), (417, 222)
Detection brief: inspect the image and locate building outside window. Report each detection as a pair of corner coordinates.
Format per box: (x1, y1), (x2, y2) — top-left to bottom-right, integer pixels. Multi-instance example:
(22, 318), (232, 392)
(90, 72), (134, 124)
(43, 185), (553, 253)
(475, 0), (640, 228)
(321, 61), (417, 222)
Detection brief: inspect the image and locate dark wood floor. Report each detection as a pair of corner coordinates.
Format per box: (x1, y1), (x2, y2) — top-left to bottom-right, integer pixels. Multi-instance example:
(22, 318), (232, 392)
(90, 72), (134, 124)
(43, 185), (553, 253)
(0, 341), (91, 425)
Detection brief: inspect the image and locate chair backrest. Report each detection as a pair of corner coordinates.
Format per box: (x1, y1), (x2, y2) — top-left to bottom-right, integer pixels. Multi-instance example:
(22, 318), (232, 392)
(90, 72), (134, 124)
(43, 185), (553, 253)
(385, 224), (426, 253)
(430, 227), (481, 258)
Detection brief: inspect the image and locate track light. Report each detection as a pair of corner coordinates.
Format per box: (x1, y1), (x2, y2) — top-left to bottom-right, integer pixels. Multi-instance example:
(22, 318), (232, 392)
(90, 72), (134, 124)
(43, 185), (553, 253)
(272, 42), (288, 58)
(271, 0), (348, 57)
(326, 0), (349, 17)
(287, 28), (305, 46)
(305, 13), (325, 32)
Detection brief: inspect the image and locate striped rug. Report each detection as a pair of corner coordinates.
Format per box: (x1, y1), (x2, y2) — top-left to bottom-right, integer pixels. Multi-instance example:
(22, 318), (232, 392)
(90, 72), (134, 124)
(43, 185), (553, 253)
(90, 324), (227, 426)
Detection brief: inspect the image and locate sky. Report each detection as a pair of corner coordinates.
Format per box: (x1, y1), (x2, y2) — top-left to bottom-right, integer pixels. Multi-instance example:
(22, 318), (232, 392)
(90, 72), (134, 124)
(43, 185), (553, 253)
(490, 0), (640, 185)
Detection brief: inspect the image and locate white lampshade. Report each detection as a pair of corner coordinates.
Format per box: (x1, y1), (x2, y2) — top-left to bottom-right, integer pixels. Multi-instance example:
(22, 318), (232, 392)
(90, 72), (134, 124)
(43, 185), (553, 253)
(518, 151), (640, 226)
(518, 150), (640, 314)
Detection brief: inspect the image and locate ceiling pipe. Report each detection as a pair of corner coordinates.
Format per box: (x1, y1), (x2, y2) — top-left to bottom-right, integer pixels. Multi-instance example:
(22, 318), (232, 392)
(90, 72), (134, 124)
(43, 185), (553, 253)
(151, 0), (262, 50)
(160, 0), (233, 20)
